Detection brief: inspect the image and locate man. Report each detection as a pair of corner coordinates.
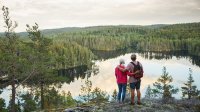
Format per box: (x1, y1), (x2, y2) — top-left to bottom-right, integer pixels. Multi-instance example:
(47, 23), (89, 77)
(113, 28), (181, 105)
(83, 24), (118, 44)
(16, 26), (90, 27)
(118, 54), (143, 105)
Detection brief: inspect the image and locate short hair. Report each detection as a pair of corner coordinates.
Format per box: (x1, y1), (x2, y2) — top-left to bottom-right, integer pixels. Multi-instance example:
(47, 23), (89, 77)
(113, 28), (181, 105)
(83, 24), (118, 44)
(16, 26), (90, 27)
(119, 59), (125, 64)
(131, 54), (136, 61)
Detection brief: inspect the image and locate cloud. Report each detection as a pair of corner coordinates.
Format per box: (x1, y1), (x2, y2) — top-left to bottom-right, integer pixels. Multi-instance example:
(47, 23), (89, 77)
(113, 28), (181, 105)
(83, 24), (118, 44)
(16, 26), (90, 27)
(0, 0), (200, 32)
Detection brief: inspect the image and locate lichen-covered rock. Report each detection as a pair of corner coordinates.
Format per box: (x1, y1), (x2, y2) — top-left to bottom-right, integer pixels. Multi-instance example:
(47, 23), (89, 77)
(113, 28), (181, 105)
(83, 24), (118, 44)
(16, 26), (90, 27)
(63, 99), (200, 112)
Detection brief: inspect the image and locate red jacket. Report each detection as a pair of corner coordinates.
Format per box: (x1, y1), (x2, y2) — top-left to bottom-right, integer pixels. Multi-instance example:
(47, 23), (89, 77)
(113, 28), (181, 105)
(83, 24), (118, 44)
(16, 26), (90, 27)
(115, 64), (132, 84)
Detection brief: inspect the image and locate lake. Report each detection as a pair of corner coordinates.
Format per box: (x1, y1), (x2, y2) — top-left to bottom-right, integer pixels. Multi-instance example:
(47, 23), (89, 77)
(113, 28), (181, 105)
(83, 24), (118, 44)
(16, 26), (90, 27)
(59, 51), (200, 99)
(1, 51), (200, 105)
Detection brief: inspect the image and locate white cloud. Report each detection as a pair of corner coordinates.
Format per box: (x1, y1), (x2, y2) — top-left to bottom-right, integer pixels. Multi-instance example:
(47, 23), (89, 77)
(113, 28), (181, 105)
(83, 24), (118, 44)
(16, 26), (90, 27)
(0, 0), (200, 32)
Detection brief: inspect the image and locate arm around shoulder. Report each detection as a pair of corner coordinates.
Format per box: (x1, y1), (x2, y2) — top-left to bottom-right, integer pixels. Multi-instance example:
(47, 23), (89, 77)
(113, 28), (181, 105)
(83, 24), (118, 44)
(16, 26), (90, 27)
(117, 65), (127, 72)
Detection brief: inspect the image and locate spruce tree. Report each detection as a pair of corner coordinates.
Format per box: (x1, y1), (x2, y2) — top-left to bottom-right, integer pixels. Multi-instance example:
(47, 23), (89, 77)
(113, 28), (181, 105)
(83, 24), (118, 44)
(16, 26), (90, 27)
(181, 68), (200, 99)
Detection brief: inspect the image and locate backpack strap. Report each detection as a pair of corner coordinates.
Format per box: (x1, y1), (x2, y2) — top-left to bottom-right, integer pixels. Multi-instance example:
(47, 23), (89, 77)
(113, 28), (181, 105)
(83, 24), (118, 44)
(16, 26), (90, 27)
(137, 61), (140, 66)
(130, 61), (139, 67)
(130, 61), (142, 71)
(130, 61), (137, 72)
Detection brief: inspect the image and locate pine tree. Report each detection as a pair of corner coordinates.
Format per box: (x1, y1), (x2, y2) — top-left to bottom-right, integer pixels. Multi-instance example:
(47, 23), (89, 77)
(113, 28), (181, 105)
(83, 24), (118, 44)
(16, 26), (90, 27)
(181, 68), (200, 99)
(79, 78), (92, 103)
(65, 91), (76, 106)
(152, 67), (179, 100)
(26, 23), (55, 110)
(91, 87), (109, 104)
(0, 6), (34, 112)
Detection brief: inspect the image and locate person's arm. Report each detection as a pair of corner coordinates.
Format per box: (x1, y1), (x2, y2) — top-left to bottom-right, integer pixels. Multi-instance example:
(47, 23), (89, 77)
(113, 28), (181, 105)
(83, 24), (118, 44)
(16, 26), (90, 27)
(115, 67), (118, 78)
(117, 65), (127, 72)
(127, 70), (140, 76)
(127, 71), (133, 76)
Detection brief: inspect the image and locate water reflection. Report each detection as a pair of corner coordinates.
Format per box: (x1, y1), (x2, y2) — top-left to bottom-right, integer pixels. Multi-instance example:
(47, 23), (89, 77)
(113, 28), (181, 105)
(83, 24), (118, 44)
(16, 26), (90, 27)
(57, 65), (99, 84)
(60, 52), (200, 99)
(58, 50), (200, 92)
(92, 48), (134, 61)
(139, 51), (200, 67)
(93, 50), (200, 67)
(1, 50), (200, 104)
(57, 65), (88, 84)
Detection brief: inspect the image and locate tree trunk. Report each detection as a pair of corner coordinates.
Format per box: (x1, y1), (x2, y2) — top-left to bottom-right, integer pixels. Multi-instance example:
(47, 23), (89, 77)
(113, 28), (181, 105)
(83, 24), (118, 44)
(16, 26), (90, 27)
(41, 80), (44, 110)
(11, 75), (16, 112)
(188, 92), (191, 99)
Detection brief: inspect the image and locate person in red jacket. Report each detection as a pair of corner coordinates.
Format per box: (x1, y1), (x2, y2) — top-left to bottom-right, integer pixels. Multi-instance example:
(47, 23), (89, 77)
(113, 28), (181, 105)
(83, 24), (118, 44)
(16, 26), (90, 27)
(115, 59), (133, 103)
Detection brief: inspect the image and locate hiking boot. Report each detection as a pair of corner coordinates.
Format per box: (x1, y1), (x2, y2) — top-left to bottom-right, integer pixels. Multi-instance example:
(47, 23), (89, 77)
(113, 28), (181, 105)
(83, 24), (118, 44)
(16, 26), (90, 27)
(129, 102), (135, 105)
(137, 101), (142, 105)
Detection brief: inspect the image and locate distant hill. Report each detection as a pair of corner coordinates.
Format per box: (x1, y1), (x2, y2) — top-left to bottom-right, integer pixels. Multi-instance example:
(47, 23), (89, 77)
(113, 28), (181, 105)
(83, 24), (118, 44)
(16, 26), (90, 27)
(0, 27), (81, 37)
(0, 24), (168, 37)
(145, 24), (168, 28)
(0, 22), (199, 37)
(17, 27), (81, 37)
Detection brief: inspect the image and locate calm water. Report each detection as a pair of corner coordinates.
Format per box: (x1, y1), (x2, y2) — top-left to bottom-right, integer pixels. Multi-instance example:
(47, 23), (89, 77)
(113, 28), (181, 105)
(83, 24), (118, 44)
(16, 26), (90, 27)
(1, 52), (200, 105)
(60, 52), (200, 98)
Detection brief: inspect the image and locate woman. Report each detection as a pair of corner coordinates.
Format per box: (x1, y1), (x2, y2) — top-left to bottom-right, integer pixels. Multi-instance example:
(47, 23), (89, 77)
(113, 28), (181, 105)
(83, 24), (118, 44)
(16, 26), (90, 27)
(115, 59), (132, 103)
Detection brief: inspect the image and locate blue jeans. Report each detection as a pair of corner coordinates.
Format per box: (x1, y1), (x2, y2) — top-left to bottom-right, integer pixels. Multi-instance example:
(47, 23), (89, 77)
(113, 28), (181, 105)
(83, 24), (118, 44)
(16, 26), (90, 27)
(117, 83), (127, 102)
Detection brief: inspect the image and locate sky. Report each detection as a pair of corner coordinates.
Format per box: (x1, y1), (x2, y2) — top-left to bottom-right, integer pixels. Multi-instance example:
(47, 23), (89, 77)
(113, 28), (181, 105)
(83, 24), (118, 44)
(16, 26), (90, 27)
(0, 0), (200, 32)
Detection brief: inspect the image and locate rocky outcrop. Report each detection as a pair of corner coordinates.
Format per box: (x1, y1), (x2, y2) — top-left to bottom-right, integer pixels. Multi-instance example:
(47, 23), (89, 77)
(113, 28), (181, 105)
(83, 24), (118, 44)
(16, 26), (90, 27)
(63, 99), (200, 112)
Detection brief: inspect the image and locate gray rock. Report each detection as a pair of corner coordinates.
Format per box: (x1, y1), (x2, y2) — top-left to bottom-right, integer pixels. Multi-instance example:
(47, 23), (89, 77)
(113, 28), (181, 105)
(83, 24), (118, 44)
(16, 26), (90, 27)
(63, 108), (75, 112)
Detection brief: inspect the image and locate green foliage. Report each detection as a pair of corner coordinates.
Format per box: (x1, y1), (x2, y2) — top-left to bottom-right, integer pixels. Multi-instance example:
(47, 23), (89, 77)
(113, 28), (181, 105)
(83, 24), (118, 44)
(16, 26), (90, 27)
(145, 85), (153, 99)
(64, 91), (76, 107)
(79, 78), (93, 103)
(33, 87), (74, 110)
(181, 68), (200, 99)
(7, 100), (21, 112)
(111, 89), (117, 101)
(152, 67), (179, 100)
(50, 41), (94, 69)
(49, 23), (200, 57)
(0, 6), (94, 109)
(79, 78), (109, 104)
(0, 98), (7, 112)
(91, 87), (109, 104)
(25, 23), (57, 110)
(26, 23), (54, 84)
(0, 6), (34, 112)
(20, 92), (37, 112)
(44, 87), (66, 109)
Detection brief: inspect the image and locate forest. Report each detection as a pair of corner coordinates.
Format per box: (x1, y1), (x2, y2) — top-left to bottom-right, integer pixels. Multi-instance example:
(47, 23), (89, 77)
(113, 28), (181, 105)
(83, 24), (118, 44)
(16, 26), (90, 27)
(47, 22), (200, 56)
(0, 5), (200, 112)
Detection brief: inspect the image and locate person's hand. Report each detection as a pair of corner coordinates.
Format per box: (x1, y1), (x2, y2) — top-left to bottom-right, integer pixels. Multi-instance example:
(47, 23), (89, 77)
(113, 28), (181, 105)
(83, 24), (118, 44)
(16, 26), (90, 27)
(117, 66), (126, 72)
(129, 72), (134, 76)
(135, 70), (141, 74)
